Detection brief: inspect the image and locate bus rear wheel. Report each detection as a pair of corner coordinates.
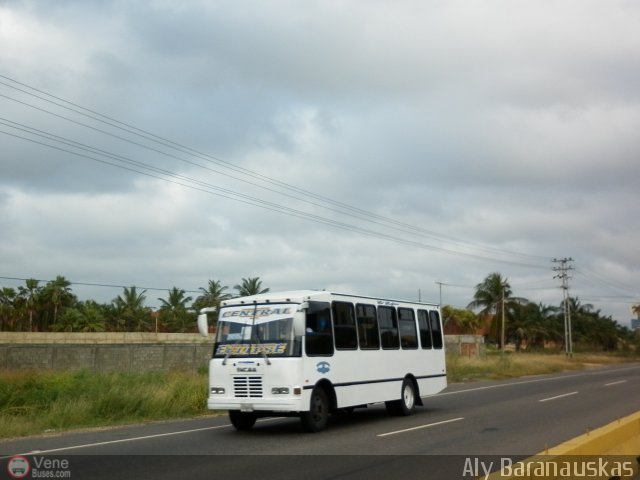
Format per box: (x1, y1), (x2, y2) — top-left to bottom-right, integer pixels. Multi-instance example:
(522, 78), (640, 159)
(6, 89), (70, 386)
(386, 378), (416, 416)
(301, 388), (329, 432)
(398, 378), (416, 415)
(229, 410), (257, 431)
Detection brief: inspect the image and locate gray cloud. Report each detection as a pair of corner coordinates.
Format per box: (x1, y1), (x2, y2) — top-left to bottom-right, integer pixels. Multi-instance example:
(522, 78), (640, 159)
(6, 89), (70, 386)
(1, 0), (638, 322)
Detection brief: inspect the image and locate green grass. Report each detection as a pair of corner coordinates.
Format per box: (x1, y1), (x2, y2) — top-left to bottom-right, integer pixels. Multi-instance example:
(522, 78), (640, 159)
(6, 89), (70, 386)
(0, 369), (209, 439)
(446, 350), (635, 383)
(1, 352), (636, 440)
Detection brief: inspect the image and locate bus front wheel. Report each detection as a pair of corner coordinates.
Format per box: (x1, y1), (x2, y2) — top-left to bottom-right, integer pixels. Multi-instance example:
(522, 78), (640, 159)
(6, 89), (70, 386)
(229, 410), (257, 431)
(301, 388), (329, 432)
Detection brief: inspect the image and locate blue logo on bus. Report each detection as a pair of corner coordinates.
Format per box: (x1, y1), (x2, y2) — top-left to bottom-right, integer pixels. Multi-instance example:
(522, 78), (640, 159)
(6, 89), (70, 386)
(316, 361), (330, 374)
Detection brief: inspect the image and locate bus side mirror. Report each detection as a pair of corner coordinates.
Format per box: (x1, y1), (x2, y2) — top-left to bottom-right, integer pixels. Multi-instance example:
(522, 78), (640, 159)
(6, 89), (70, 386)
(294, 321), (305, 337)
(197, 313), (209, 337)
(294, 302), (309, 336)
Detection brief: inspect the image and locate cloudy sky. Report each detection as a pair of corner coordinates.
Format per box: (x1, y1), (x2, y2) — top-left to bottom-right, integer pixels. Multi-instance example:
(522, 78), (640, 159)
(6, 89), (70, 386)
(1, 0), (638, 325)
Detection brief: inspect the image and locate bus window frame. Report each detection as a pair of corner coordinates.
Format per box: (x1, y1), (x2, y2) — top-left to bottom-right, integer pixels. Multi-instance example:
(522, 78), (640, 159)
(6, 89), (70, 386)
(418, 309), (433, 349)
(355, 303), (380, 350)
(378, 305), (400, 350)
(332, 301), (358, 350)
(429, 310), (444, 349)
(398, 307), (418, 350)
(304, 301), (334, 357)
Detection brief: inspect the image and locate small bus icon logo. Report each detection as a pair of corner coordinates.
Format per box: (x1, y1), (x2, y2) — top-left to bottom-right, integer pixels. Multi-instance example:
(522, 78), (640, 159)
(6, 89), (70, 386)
(7, 456), (30, 479)
(316, 361), (330, 374)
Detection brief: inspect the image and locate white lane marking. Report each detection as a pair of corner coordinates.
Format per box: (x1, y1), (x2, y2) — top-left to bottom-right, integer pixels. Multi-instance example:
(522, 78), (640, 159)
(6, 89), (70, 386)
(435, 364), (640, 397)
(1, 418), (287, 459)
(1, 424), (233, 458)
(605, 380), (627, 386)
(538, 391), (578, 403)
(4, 366), (634, 458)
(377, 417), (464, 437)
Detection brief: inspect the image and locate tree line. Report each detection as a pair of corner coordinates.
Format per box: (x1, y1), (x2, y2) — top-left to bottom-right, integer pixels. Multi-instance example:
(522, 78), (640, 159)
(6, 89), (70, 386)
(0, 276), (268, 333)
(1, 273), (638, 353)
(446, 272), (640, 353)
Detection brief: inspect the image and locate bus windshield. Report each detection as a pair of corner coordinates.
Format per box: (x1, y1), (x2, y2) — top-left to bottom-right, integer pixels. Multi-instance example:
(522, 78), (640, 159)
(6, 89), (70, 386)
(213, 304), (301, 358)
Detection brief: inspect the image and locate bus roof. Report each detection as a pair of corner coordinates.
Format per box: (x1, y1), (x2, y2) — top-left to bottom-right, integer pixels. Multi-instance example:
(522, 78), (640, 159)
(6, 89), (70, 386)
(219, 290), (439, 308)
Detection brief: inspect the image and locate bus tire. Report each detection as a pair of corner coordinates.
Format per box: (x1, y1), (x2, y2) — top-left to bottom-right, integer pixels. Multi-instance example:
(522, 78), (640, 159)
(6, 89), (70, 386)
(300, 388), (329, 432)
(229, 410), (257, 431)
(398, 378), (417, 416)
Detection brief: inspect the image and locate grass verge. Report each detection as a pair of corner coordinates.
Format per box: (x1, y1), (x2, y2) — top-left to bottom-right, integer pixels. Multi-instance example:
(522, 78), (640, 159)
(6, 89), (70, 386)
(446, 350), (636, 383)
(0, 352), (636, 440)
(0, 369), (208, 439)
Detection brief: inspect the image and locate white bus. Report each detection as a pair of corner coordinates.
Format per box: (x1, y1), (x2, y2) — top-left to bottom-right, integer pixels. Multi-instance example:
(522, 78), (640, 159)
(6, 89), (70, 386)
(197, 290), (446, 432)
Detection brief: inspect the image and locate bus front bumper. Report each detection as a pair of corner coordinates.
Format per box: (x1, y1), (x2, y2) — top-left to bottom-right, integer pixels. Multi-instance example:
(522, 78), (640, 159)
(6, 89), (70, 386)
(207, 395), (306, 413)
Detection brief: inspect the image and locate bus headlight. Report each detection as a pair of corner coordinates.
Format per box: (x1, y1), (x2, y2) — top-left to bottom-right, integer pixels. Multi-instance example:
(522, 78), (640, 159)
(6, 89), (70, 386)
(271, 387), (290, 395)
(211, 387), (225, 394)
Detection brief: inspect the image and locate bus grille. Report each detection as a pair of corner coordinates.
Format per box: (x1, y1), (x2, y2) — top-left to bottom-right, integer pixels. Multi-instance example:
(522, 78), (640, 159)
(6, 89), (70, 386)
(233, 376), (263, 398)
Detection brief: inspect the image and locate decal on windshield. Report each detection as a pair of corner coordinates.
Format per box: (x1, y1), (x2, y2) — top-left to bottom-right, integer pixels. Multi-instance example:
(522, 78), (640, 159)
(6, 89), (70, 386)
(221, 307), (292, 318)
(216, 343), (287, 356)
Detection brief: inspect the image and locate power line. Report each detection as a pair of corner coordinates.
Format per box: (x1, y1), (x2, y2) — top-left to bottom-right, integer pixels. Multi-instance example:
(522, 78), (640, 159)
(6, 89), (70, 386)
(0, 119), (551, 269)
(5, 74), (639, 311)
(0, 74), (550, 265)
(0, 275), (202, 295)
(3, 76), (637, 319)
(0, 113), (546, 263)
(0, 128), (414, 239)
(574, 266), (639, 295)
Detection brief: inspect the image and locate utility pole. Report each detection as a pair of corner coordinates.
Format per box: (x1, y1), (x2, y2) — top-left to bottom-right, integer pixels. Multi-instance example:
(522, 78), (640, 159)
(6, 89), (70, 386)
(435, 281), (448, 306)
(552, 258), (575, 356)
(501, 282), (506, 354)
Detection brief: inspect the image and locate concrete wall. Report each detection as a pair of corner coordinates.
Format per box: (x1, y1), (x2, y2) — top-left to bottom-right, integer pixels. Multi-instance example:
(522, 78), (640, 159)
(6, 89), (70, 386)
(0, 332), (482, 371)
(0, 332), (214, 372)
(0, 332), (211, 344)
(445, 334), (485, 357)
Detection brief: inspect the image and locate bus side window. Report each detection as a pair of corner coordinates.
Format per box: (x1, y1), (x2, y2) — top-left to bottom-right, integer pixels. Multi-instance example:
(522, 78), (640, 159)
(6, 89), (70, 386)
(333, 301), (357, 350)
(378, 306), (399, 349)
(430, 310), (443, 349)
(398, 308), (418, 349)
(305, 301), (334, 356)
(356, 303), (380, 350)
(418, 310), (433, 349)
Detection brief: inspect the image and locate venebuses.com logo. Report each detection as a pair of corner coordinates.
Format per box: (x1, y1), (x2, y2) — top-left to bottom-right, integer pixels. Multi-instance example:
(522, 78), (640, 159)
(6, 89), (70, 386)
(7, 456), (30, 479)
(6, 455), (72, 478)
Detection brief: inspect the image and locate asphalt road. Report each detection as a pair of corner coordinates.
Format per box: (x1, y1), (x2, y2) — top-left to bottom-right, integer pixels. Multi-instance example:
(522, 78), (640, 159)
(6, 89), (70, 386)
(2, 362), (639, 479)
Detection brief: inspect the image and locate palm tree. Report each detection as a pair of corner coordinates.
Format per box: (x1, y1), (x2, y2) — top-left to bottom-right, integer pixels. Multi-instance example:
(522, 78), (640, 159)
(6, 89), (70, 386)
(234, 277), (269, 297)
(467, 272), (525, 348)
(159, 287), (193, 311)
(194, 280), (231, 310)
(158, 287), (194, 332)
(467, 272), (511, 317)
(508, 301), (558, 350)
(76, 300), (107, 332)
(0, 287), (17, 331)
(113, 286), (150, 331)
(442, 305), (482, 334)
(42, 276), (75, 329)
(17, 278), (41, 331)
(539, 303), (564, 348)
(567, 297), (618, 350)
(55, 301), (106, 332)
(193, 280), (232, 329)
(632, 304), (640, 320)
